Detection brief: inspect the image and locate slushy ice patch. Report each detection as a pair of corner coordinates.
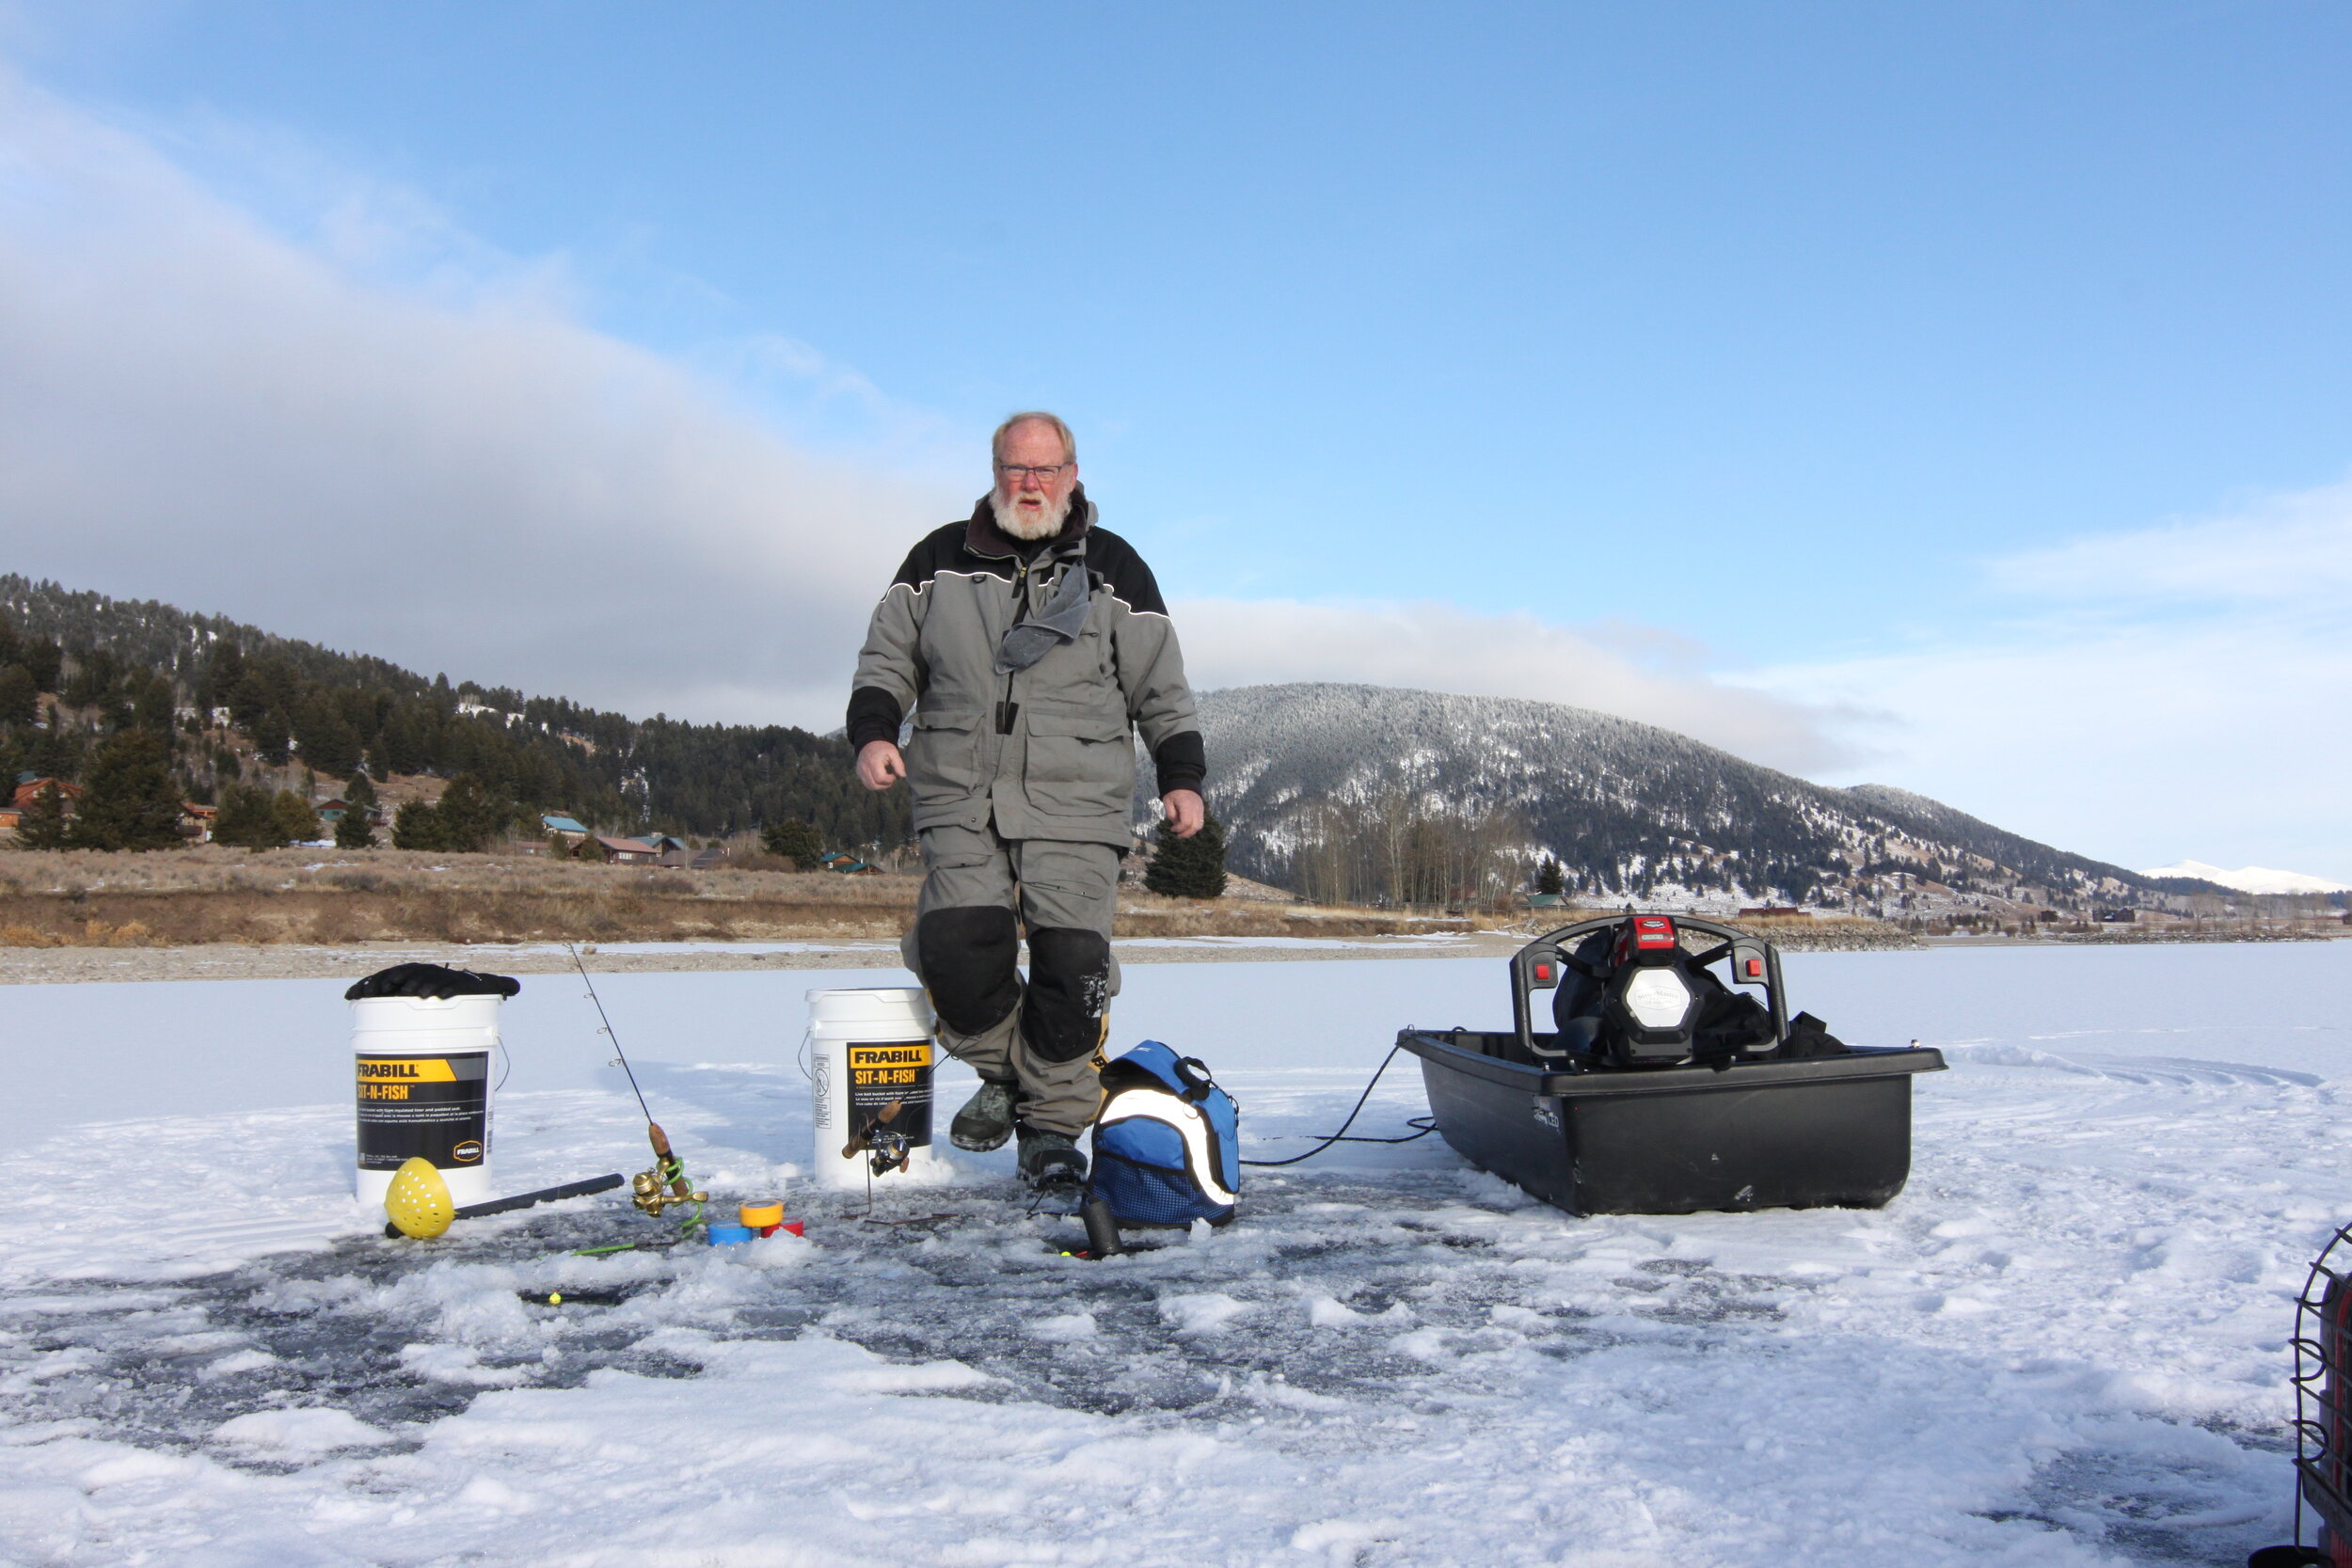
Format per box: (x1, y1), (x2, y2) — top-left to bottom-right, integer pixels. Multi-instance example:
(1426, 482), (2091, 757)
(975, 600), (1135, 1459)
(0, 1169), (2289, 1562)
(2, 1174), (1629, 1461)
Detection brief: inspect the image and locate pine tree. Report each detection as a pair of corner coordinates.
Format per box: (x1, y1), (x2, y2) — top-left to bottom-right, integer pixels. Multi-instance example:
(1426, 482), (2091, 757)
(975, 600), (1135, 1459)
(294, 696), (359, 778)
(19, 638), (61, 697)
(251, 707), (292, 766)
(214, 783), (285, 849)
(389, 774), (502, 852)
(15, 782), (71, 850)
(433, 773), (503, 851)
(1145, 811), (1228, 899)
(0, 665), (35, 727)
(273, 791), (321, 845)
(335, 806), (377, 849)
(762, 818), (823, 868)
(390, 799), (443, 850)
(1536, 856), (1565, 895)
(65, 730), (185, 850)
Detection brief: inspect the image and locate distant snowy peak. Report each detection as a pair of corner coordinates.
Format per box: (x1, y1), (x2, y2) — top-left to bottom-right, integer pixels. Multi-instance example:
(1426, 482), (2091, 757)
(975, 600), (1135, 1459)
(2140, 860), (2351, 895)
(1186, 682), (2153, 904)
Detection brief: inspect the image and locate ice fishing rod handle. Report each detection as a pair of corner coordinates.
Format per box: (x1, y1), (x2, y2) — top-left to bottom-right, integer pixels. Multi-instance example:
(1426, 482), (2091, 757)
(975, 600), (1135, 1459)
(646, 1121), (694, 1196)
(840, 1099), (905, 1161)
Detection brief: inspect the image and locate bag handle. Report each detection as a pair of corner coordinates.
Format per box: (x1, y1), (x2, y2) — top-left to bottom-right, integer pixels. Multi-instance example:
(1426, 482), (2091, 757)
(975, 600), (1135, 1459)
(1173, 1055), (1217, 1103)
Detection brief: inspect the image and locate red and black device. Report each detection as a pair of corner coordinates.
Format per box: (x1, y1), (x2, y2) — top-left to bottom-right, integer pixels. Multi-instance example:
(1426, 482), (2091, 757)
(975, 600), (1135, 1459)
(1510, 911), (1788, 1068)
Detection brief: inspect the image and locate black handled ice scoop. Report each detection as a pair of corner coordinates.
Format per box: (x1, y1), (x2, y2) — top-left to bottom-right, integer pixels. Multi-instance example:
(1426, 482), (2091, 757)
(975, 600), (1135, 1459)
(384, 1172), (625, 1238)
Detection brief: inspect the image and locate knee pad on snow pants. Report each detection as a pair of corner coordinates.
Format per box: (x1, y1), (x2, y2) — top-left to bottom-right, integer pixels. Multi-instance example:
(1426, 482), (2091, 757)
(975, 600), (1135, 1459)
(915, 907), (1022, 1037)
(1022, 927), (1112, 1065)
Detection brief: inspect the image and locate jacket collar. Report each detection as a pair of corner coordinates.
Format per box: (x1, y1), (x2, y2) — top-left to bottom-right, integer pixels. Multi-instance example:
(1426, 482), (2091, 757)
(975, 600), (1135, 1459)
(963, 483), (1096, 562)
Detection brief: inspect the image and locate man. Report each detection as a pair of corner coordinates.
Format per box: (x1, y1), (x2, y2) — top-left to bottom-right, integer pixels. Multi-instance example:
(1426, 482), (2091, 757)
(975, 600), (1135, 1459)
(849, 412), (1206, 1192)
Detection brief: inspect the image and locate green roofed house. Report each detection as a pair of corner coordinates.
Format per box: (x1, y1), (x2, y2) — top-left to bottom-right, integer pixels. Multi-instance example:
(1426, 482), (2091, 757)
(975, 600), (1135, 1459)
(541, 814), (590, 847)
(818, 851), (882, 875)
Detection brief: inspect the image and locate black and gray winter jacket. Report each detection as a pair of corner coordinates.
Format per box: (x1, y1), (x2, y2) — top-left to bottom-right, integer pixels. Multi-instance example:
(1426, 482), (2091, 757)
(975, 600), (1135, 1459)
(847, 487), (1205, 847)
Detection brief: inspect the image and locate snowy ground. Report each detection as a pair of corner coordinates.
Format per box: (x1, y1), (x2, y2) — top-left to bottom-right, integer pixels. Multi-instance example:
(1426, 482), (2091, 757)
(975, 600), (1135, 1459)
(0, 942), (2346, 1565)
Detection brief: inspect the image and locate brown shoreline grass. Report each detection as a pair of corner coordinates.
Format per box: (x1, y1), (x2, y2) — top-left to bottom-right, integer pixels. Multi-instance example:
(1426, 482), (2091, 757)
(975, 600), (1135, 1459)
(0, 848), (1941, 951)
(0, 846), (1475, 946)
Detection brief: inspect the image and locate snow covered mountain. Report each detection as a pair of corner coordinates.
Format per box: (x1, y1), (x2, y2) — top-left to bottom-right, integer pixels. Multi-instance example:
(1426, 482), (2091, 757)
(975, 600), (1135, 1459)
(1180, 683), (2177, 908)
(2140, 860), (2351, 895)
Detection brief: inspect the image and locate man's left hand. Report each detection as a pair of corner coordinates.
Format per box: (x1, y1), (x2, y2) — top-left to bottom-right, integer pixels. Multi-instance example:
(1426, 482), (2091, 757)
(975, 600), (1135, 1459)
(1162, 789), (1205, 838)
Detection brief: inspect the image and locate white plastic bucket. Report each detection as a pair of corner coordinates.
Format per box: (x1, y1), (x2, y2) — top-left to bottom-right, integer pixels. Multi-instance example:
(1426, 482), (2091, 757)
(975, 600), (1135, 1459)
(352, 993), (501, 1207)
(806, 987), (942, 1190)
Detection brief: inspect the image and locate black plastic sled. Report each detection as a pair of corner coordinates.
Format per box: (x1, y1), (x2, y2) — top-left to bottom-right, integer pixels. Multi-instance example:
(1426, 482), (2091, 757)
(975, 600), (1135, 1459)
(1400, 913), (1944, 1217)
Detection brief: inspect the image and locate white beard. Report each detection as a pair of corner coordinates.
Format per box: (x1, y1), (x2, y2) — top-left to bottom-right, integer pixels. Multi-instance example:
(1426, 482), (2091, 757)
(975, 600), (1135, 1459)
(991, 489), (1071, 542)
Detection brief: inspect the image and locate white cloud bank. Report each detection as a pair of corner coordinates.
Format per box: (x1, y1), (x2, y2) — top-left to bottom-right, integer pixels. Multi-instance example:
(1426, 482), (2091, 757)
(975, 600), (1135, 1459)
(0, 65), (1850, 772)
(1748, 482), (2352, 879)
(0, 68), (951, 725)
(1174, 599), (1859, 774)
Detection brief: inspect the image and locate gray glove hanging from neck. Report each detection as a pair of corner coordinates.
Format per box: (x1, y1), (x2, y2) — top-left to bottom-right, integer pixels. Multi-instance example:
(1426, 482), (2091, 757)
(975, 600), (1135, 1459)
(994, 561), (1094, 674)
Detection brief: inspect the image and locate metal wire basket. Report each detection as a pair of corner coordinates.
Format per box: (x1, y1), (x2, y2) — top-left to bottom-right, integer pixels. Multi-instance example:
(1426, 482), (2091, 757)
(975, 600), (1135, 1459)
(2260, 1223), (2352, 1566)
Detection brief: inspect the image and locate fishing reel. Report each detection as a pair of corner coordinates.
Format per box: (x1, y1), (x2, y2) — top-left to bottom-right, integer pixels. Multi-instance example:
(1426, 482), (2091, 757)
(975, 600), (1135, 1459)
(630, 1128), (706, 1218)
(630, 1164), (708, 1216)
(861, 1131), (911, 1178)
(842, 1100), (912, 1177)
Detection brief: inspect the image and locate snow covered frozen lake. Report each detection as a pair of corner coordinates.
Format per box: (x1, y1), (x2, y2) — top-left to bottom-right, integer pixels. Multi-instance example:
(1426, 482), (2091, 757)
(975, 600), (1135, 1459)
(0, 940), (2347, 1564)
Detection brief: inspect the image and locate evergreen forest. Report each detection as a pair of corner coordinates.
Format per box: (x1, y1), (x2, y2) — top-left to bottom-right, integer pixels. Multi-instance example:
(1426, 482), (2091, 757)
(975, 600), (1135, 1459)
(0, 576), (906, 850)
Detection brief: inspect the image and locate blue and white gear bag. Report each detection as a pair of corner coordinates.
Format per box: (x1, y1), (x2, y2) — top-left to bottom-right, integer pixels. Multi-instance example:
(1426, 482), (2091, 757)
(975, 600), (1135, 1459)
(1088, 1040), (1240, 1227)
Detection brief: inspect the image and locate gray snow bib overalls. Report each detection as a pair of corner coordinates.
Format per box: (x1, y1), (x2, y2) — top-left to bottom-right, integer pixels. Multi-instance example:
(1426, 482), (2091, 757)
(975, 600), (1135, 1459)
(847, 491), (1205, 1135)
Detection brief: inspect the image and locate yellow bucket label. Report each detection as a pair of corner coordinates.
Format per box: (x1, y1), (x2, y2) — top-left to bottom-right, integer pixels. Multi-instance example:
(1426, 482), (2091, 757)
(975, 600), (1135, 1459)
(355, 1049), (490, 1173)
(357, 1058), (459, 1083)
(850, 1041), (930, 1088)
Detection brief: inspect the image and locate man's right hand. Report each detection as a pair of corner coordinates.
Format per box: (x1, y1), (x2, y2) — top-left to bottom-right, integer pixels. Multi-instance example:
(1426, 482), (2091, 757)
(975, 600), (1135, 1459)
(856, 740), (906, 791)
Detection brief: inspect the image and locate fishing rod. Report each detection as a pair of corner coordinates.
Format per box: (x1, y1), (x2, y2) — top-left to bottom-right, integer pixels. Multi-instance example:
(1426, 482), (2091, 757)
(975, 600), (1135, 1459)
(565, 942), (707, 1227)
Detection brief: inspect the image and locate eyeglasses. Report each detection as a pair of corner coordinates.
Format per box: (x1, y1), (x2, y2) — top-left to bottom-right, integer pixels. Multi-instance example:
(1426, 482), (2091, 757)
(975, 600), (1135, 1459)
(995, 462), (1072, 483)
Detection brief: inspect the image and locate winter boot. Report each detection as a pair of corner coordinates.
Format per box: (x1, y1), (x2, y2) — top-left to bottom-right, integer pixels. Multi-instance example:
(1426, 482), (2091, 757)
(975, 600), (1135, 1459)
(1016, 1125), (1088, 1194)
(950, 1078), (1018, 1152)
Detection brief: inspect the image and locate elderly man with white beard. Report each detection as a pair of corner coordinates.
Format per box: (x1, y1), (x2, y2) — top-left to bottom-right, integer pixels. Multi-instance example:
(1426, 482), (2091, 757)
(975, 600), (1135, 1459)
(847, 412), (1207, 1194)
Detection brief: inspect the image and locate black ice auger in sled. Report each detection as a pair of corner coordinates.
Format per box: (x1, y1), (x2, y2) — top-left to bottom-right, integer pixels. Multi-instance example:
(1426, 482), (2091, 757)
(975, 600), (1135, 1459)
(1398, 911), (1945, 1217)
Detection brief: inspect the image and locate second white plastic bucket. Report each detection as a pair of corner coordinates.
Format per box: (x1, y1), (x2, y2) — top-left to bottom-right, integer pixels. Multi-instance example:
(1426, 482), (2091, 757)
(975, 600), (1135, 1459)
(352, 992), (501, 1208)
(806, 987), (941, 1190)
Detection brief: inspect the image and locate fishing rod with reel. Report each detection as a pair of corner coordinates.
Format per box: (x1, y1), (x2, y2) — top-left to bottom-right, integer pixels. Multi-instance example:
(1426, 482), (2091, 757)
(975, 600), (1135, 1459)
(566, 942), (708, 1229)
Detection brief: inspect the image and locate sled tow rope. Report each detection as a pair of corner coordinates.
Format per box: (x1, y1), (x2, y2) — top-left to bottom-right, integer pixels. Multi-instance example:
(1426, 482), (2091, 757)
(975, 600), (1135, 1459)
(1239, 1041), (1438, 1168)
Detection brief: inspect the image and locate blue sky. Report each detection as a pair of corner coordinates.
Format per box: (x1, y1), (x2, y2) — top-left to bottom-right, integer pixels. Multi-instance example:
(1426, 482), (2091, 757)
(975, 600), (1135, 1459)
(1, 2), (2347, 877)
